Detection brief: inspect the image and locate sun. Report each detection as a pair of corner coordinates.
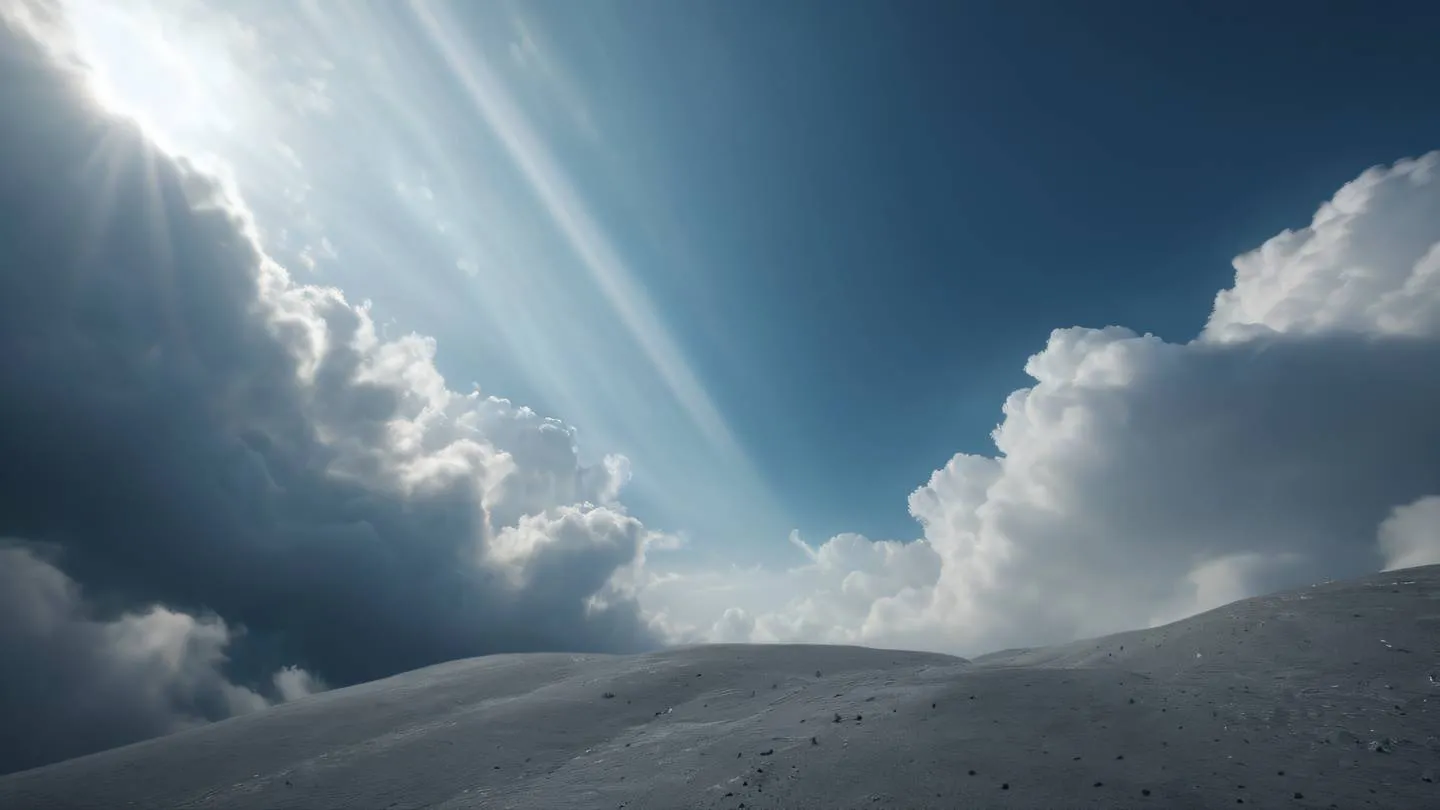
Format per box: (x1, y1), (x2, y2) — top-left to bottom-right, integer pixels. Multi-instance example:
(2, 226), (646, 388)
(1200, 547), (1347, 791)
(63, 0), (240, 155)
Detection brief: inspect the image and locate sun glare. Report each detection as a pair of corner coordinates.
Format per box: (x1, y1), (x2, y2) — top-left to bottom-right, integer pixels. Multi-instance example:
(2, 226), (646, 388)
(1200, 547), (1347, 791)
(64, 1), (239, 154)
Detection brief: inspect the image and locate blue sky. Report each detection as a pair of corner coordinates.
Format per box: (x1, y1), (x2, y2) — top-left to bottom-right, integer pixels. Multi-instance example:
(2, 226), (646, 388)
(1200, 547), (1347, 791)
(59, 0), (1440, 566)
(514, 0), (1440, 547)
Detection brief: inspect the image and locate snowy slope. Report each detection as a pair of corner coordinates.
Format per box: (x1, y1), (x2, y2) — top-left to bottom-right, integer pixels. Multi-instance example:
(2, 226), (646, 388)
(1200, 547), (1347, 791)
(2, 566), (1438, 809)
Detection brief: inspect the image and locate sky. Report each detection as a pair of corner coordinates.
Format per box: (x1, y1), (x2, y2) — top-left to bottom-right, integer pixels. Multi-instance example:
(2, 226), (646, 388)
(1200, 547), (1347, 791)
(1, 0), (1439, 774)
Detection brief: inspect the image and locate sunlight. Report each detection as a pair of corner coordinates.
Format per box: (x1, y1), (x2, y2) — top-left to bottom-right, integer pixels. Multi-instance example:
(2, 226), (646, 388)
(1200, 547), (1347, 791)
(48, 0), (261, 310)
(63, 0), (241, 155)
(409, 0), (748, 465)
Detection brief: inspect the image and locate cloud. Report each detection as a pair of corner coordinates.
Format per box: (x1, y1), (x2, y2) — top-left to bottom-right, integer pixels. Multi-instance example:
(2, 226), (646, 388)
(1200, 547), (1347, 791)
(0, 543), (295, 774)
(272, 664), (327, 703)
(649, 151), (1440, 656)
(0, 5), (664, 772)
(1204, 155), (1440, 340)
(1378, 496), (1440, 571)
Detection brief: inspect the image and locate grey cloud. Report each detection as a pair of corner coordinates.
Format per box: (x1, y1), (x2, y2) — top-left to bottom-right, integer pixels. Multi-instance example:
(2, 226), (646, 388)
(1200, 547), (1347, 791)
(1378, 496), (1440, 571)
(0, 8), (657, 773)
(0, 543), (277, 775)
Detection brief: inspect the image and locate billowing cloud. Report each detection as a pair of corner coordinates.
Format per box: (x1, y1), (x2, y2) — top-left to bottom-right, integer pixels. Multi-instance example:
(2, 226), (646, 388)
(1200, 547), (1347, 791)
(0, 5), (665, 773)
(650, 151), (1440, 656)
(1378, 496), (1440, 571)
(0, 543), (303, 774)
(1204, 154), (1440, 340)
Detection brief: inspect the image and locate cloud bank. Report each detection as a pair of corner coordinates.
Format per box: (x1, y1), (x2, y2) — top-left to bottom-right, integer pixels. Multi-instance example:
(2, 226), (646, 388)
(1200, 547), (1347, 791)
(649, 151), (1440, 655)
(0, 6), (665, 773)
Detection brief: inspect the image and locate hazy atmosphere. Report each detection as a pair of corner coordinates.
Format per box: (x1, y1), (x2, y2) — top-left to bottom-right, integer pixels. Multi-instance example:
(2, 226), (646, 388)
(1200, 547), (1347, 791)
(2, 0), (1439, 776)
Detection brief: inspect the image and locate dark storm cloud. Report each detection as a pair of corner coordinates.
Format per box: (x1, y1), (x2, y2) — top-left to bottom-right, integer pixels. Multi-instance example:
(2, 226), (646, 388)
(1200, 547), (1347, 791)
(0, 8), (659, 773)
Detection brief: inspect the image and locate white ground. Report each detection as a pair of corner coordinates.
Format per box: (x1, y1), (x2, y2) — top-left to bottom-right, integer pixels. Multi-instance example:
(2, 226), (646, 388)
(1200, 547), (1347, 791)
(3, 566), (1438, 809)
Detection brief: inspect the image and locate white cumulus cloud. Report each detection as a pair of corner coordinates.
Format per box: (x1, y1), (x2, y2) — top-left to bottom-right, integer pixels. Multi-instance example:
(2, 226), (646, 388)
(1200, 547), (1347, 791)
(646, 152), (1440, 657)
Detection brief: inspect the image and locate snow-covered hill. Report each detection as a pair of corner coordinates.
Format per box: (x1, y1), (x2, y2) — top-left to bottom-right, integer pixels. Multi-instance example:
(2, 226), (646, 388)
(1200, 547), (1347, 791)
(3, 566), (1438, 809)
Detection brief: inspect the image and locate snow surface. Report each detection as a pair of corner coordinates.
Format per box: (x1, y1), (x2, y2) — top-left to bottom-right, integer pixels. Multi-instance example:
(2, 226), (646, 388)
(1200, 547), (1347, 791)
(3, 566), (1438, 809)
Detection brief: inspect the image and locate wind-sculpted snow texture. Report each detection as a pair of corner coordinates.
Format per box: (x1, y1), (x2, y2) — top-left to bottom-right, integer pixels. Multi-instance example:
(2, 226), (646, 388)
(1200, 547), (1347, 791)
(2, 566), (1438, 809)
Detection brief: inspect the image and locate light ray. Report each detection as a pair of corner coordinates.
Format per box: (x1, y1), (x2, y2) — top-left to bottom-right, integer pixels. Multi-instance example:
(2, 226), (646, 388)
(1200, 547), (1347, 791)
(407, 0), (752, 471)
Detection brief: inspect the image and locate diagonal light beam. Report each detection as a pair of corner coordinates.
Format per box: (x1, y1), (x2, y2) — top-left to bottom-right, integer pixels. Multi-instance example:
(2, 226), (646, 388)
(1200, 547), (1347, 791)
(407, 0), (750, 470)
